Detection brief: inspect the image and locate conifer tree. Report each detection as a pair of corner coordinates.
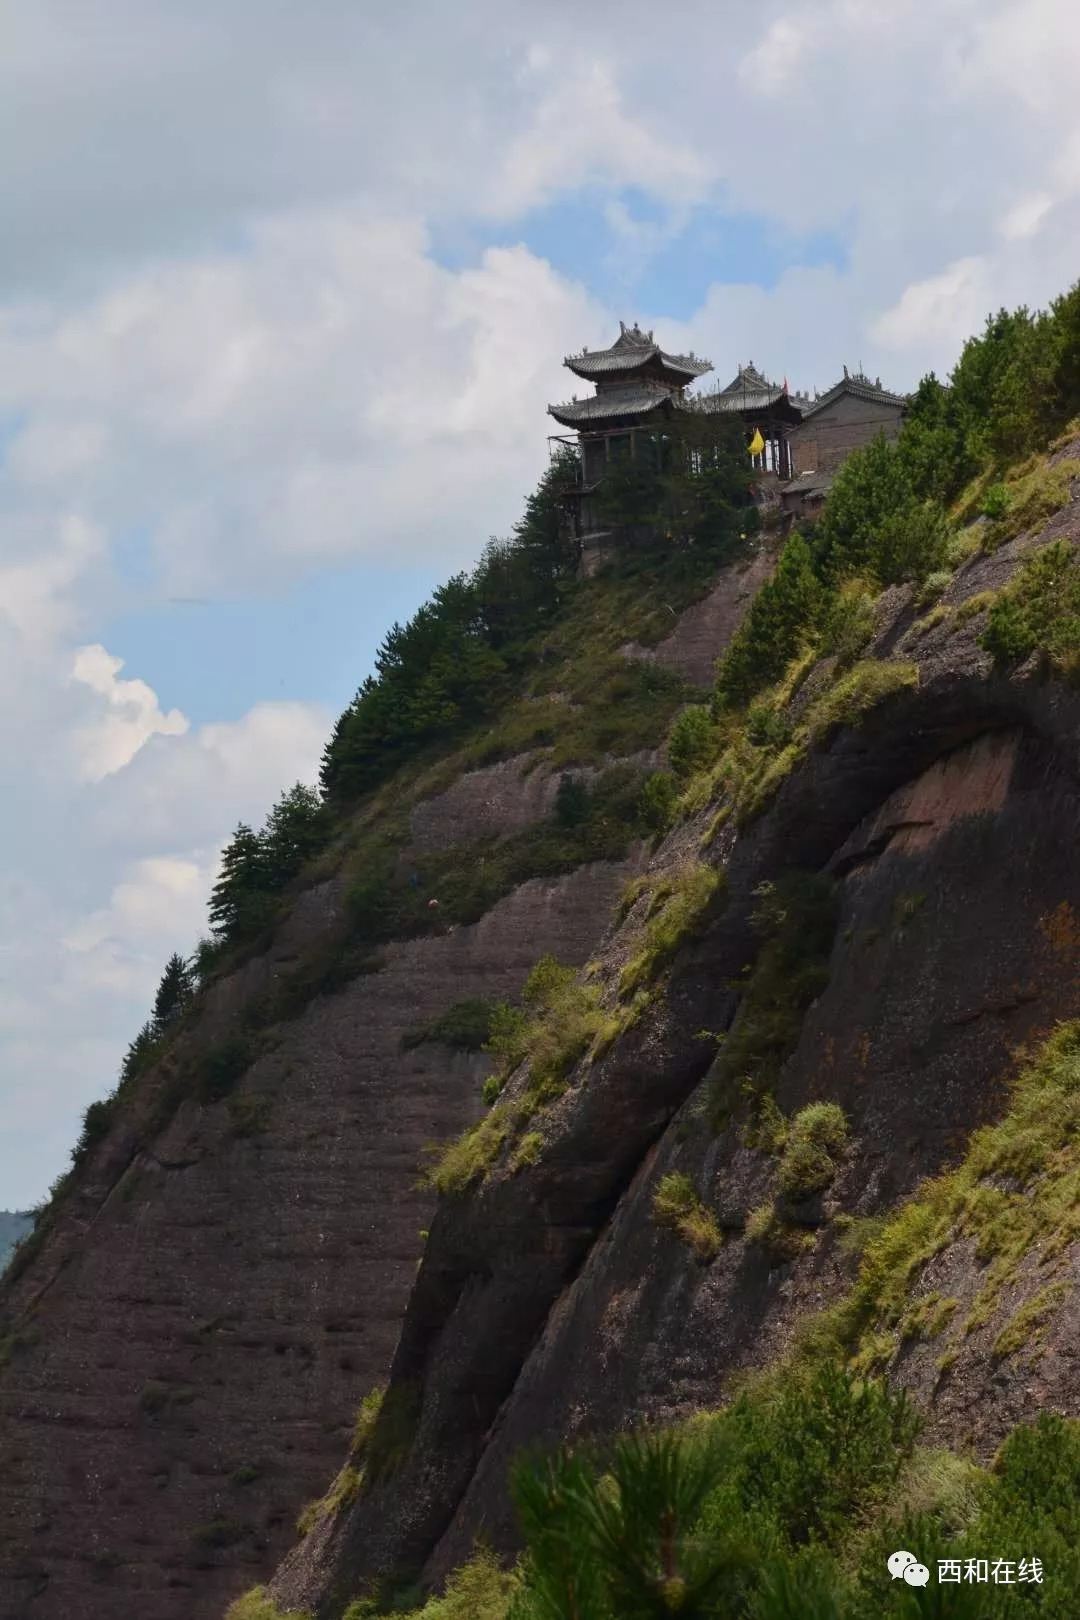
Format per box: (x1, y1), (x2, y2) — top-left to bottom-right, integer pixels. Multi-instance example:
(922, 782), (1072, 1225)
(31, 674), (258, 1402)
(119, 1019), (160, 1084)
(261, 783), (328, 889)
(151, 952), (195, 1031)
(208, 823), (271, 941)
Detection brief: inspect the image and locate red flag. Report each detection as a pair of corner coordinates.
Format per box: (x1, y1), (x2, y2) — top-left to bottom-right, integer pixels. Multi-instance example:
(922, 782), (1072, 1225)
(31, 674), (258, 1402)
(782, 376), (789, 394)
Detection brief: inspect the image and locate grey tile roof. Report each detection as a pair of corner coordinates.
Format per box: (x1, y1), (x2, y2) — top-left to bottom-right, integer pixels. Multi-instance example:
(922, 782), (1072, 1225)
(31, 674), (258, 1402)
(800, 373), (908, 419)
(694, 386), (786, 414)
(717, 363), (776, 395)
(694, 362), (796, 414)
(547, 388), (675, 426)
(565, 322), (711, 382)
(780, 471), (834, 498)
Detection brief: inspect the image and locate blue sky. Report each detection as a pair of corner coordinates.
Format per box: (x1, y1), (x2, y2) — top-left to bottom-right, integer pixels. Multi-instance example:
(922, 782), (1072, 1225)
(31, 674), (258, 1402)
(103, 562), (442, 728)
(105, 196), (849, 730)
(3, 0), (1080, 1206)
(431, 189), (849, 326)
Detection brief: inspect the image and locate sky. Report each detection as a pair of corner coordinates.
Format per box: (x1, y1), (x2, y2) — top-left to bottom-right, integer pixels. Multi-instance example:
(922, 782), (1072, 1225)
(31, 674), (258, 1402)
(4, 0), (1080, 1208)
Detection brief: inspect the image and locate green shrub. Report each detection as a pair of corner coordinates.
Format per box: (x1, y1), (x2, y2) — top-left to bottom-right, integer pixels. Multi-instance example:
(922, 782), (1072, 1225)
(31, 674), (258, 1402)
(774, 1103), (849, 1202)
(866, 499), (951, 584)
(803, 660), (918, 746)
(491, 955), (619, 1102)
(402, 998), (499, 1053)
(983, 481), (1009, 519)
(819, 579), (878, 665)
(638, 769), (679, 832)
(982, 458), (1076, 550)
(70, 1096), (117, 1167)
(668, 706), (719, 779)
(554, 773), (591, 828)
(426, 1105), (512, 1196)
(981, 536), (1080, 670)
(372, 1549), (519, 1620)
(195, 1035), (254, 1104)
(715, 535), (824, 710)
(744, 698), (794, 748)
(743, 1201), (812, 1262)
(296, 1465), (362, 1537)
(619, 863), (725, 998)
(653, 1172), (723, 1261)
(225, 1590), (312, 1620)
(809, 1023), (1080, 1375)
(343, 765), (652, 957)
(914, 568), (953, 608)
(428, 957), (622, 1193)
(511, 1131), (544, 1171)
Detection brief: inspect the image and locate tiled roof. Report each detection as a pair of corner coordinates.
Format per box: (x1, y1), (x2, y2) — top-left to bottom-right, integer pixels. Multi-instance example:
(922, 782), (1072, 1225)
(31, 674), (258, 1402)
(718, 363), (776, 395)
(800, 373), (908, 419)
(696, 386), (786, 414)
(696, 362), (792, 414)
(565, 322), (712, 382)
(780, 471), (834, 498)
(547, 388), (676, 427)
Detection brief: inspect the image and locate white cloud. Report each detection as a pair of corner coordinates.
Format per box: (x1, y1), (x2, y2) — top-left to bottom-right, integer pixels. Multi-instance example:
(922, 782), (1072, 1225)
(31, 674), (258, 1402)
(61, 856), (209, 996)
(0, 212), (603, 601)
(998, 193), (1056, 242)
(6, 0), (1080, 1210)
(872, 256), (989, 352)
(69, 644), (189, 781)
(483, 58), (711, 219)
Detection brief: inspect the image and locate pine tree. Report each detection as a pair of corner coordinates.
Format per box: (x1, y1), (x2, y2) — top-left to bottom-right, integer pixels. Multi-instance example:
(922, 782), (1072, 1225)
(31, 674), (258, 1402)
(152, 952), (196, 1031)
(714, 535), (825, 709)
(208, 823), (272, 941)
(119, 1019), (161, 1085)
(261, 783), (328, 890)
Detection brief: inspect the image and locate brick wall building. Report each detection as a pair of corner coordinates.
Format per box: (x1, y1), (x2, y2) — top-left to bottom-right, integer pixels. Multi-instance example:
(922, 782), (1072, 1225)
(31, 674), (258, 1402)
(791, 370), (906, 475)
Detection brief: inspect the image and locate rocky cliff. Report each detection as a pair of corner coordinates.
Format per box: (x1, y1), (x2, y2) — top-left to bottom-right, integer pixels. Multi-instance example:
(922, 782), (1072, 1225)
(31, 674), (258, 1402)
(0, 551), (768, 1620)
(7, 418), (1080, 1620)
(263, 440), (1080, 1616)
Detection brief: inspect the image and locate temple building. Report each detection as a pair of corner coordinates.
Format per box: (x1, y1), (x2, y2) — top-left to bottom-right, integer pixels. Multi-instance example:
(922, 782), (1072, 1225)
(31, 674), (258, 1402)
(780, 368), (908, 524)
(694, 362), (805, 482)
(547, 325), (908, 552)
(547, 322), (712, 537)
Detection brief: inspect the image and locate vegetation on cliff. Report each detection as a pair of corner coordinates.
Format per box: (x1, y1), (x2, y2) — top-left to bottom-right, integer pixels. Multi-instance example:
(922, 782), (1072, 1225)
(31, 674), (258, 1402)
(716, 282), (1080, 717)
(328, 1360), (1080, 1618)
(18, 261), (1080, 1620)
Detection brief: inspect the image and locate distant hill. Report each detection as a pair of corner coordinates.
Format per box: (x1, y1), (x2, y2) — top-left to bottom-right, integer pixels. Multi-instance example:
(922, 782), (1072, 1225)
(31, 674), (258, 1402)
(0, 1211), (32, 1273)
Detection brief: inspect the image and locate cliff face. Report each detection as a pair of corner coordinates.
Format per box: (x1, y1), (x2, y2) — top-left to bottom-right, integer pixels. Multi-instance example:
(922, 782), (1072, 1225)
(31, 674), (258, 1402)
(0, 549), (772, 1620)
(0, 799), (644, 1620)
(267, 452), (1080, 1616)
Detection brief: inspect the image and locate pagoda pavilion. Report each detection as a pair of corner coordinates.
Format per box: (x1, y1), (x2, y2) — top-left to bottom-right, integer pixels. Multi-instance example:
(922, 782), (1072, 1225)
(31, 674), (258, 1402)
(548, 320), (712, 477)
(694, 362), (805, 480)
(547, 324), (908, 557)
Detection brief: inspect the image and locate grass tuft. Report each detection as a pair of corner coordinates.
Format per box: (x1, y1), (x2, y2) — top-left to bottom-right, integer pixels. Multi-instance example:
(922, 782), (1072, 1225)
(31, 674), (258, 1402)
(652, 1172), (723, 1261)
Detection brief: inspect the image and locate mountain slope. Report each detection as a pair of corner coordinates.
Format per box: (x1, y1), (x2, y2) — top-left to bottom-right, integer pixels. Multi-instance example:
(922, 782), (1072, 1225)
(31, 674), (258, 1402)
(265, 423), (1080, 1616)
(0, 535), (767, 1620)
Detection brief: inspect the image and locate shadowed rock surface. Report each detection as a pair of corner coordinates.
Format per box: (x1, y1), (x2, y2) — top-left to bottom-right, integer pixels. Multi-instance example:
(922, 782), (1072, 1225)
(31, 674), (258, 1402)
(0, 856), (644, 1620)
(267, 464), (1080, 1617)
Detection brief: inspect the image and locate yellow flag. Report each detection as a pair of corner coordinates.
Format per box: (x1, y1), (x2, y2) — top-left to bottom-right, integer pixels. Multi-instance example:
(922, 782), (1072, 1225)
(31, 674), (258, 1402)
(748, 427), (765, 455)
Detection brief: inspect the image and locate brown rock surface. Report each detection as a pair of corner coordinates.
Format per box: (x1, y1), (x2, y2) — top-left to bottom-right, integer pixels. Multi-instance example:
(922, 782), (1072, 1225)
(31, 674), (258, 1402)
(0, 855), (642, 1620)
(266, 475), (1080, 1617)
(620, 544), (776, 687)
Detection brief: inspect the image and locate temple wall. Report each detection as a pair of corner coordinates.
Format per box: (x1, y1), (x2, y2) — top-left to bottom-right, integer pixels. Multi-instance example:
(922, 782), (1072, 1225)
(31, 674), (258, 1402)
(792, 393), (903, 475)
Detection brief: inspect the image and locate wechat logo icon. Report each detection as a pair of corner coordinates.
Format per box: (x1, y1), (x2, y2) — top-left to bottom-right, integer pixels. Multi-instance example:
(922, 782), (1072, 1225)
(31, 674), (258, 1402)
(888, 1550), (931, 1587)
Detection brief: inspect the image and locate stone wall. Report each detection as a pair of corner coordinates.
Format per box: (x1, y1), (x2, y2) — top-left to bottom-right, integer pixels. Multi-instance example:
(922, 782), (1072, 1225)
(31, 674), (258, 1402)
(792, 392), (903, 475)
